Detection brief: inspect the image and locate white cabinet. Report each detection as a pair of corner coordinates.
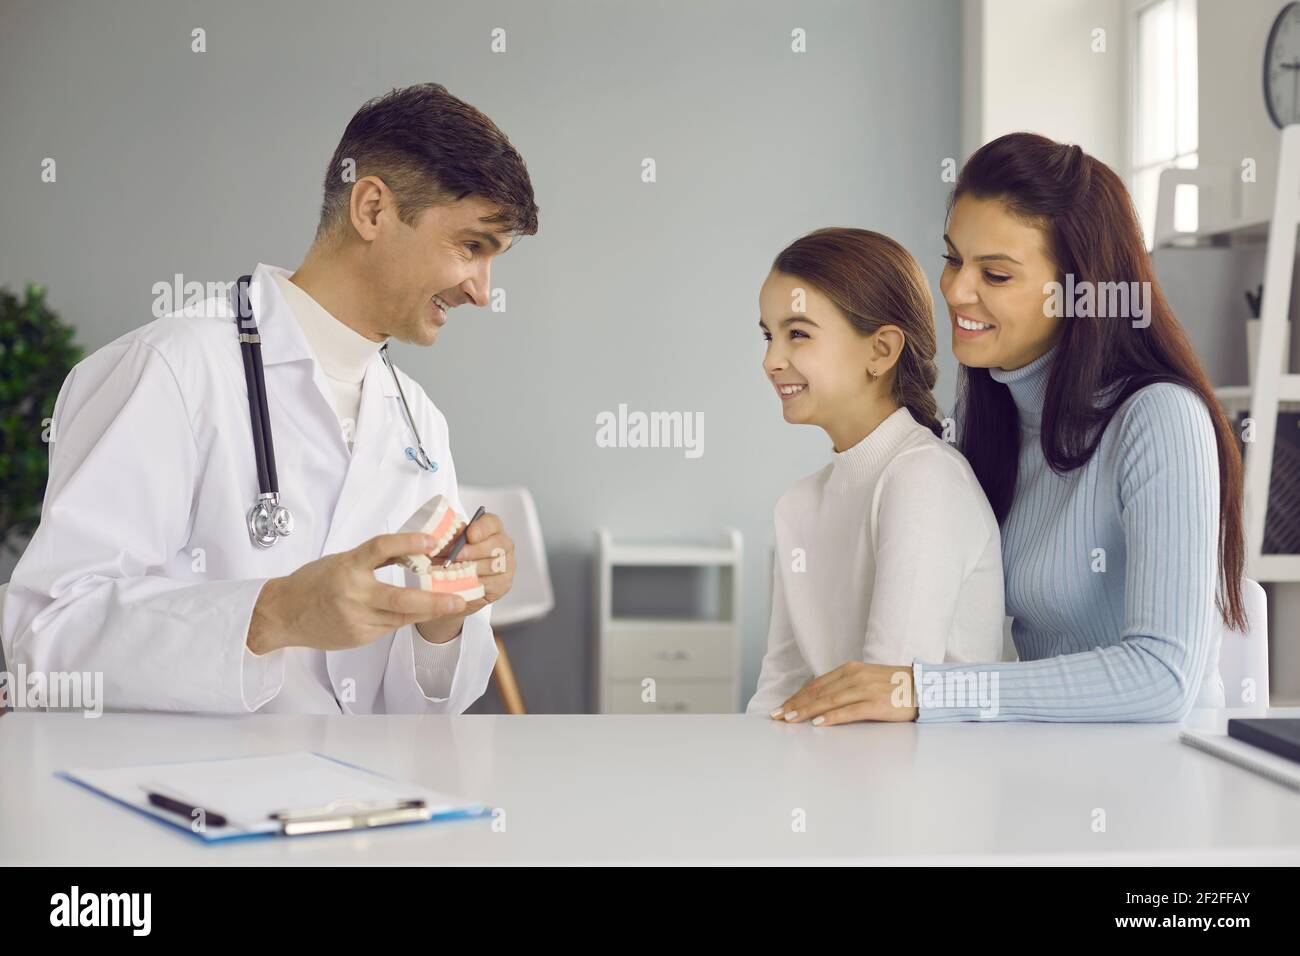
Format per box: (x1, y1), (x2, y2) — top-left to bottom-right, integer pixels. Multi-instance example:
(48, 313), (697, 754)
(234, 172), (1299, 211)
(595, 530), (742, 713)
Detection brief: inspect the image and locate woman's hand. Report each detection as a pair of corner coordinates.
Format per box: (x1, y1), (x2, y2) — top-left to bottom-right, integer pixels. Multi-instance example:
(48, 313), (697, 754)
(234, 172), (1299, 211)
(772, 662), (918, 724)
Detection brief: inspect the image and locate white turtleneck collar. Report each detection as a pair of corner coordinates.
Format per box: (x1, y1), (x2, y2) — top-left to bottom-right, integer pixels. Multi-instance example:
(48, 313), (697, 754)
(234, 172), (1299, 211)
(272, 272), (383, 385)
(827, 405), (920, 490)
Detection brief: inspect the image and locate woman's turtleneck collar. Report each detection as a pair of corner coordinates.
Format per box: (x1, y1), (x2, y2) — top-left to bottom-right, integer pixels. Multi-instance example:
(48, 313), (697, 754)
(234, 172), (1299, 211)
(828, 405), (918, 489)
(989, 344), (1057, 432)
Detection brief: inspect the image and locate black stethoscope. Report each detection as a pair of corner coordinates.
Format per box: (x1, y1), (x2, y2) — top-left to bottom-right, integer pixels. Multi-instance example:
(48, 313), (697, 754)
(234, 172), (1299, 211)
(232, 274), (438, 549)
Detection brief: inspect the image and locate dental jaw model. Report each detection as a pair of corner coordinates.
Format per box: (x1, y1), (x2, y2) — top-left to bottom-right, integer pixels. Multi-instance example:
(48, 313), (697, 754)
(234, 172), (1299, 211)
(396, 494), (485, 601)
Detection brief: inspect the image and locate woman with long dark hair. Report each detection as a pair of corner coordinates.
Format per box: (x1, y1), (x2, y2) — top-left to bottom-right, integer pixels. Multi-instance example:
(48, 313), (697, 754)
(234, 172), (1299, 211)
(777, 132), (1245, 724)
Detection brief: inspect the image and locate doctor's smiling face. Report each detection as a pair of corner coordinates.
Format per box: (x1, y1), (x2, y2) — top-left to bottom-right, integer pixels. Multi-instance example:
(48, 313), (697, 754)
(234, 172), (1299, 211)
(296, 83), (538, 349)
(351, 183), (516, 347)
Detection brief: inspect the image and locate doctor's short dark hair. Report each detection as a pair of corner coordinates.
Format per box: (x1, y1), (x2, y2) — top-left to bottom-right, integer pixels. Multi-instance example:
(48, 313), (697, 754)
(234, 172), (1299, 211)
(316, 83), (539, 242)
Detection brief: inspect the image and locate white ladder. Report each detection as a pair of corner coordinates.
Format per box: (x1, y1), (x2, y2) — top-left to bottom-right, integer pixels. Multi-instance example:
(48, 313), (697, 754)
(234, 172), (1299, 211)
(1154, 124), (1300, 583)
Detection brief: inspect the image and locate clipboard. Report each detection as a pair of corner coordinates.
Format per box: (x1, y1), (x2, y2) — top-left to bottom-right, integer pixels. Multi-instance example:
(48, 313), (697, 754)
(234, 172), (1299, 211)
(59, 751), (490, 843)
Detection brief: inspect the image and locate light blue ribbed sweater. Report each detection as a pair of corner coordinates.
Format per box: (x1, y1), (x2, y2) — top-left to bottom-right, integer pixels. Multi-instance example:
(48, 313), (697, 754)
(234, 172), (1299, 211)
(915, 345), (1226, 722)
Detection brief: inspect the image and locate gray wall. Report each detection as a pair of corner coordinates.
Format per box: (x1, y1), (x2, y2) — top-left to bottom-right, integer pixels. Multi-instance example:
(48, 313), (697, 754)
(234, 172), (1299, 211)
(0, 0), (963, 711)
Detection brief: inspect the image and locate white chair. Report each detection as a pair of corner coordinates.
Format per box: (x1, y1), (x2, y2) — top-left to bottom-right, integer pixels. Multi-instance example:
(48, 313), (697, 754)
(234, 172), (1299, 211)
(0, 581), (9, 712)
(457, 486), (555, 714)
(1218, 578), (1270, 710)
(0, 581), (8, 666)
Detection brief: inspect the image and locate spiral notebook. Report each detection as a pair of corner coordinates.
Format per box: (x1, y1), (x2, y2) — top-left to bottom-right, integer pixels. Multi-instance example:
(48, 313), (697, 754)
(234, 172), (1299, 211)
(59, 751), (490, 843)
(1179, 728), (1300, 793)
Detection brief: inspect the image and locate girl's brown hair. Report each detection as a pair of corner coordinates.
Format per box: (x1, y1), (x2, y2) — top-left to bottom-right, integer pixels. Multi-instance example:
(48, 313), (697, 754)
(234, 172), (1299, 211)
(772, 227), (944, 437)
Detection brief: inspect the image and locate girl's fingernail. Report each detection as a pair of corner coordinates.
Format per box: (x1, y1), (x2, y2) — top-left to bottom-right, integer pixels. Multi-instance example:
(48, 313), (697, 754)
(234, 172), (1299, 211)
(783, 711), (798, 721)
(770, 709), (784, 719)
(812, 716), (825, 726)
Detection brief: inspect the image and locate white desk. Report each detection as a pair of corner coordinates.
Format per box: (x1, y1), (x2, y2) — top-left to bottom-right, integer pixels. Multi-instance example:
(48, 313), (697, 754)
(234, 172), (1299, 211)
(2, 710), (1298, 864)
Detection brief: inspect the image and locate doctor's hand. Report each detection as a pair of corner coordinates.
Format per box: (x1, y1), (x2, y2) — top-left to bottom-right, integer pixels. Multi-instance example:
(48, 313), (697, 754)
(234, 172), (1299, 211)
(772, 662), (918, 725)
(434, 511), (516, 615)
(246, 533), (470, 655)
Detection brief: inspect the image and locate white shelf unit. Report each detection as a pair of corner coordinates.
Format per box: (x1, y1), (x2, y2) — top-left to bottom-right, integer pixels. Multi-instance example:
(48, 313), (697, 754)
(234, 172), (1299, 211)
(1156, 125), (1300, 583)
(594, 529), (742, 714)
(1152, 164), (1252, 252)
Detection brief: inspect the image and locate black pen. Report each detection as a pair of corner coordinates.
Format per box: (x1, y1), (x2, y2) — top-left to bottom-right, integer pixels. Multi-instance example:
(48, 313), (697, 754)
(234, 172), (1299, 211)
(146, 790), (228, 828)
(443, 506), (486, 566)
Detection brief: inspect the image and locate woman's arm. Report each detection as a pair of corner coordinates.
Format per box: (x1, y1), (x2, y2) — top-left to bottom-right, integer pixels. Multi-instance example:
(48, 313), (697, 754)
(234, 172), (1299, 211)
(915, 384), (1222, 723)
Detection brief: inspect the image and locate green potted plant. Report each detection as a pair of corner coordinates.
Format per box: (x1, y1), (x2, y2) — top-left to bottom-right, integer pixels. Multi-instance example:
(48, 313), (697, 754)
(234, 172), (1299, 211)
(1, 283), (81, 559)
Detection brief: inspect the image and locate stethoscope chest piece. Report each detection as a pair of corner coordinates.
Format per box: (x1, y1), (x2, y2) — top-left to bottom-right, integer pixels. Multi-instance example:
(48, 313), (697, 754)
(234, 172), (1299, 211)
(234, 273), (295, 549)
(405, 446), (437, 472)
(382, 342), (439, 474)
(248, 492), (294, 549)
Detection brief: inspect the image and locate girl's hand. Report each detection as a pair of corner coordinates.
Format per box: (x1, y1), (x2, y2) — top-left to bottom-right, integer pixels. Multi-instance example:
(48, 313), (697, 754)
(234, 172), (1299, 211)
(773, 662), (918, 724)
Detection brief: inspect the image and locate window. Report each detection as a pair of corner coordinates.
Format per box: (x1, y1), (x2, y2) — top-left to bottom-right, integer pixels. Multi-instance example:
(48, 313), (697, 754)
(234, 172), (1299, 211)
(1131, 0), (1198, 248)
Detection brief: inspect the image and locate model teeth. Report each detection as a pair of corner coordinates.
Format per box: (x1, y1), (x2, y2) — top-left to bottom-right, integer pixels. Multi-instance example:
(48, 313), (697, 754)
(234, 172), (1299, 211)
(397, 553), (478, 578)
(778, 384), (806, 395)
(429, 520), (464, 556)
(432, 294), (451, 312)
(397, 495), (481, 594)
(957, 316), (993, 331)
(426, 560), (473, 581)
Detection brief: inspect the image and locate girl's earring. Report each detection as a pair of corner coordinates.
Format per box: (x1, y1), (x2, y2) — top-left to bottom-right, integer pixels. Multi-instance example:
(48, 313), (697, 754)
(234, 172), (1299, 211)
(869, 368), (879, 380)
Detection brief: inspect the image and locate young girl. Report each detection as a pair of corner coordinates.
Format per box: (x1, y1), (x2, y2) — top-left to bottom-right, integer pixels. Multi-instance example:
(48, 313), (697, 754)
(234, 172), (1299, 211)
(778, 134), (1247, 725)
(746, 228), (1005, 720)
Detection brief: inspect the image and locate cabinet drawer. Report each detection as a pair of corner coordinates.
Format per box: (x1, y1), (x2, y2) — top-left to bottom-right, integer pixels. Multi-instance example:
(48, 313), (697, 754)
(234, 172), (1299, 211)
(604, 678), (736, 714)
(602, 625), (734, 680)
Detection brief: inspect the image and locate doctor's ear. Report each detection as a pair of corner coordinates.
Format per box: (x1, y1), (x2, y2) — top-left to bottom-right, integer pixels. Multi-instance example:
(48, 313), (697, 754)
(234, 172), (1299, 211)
(348, 175), (393, 242)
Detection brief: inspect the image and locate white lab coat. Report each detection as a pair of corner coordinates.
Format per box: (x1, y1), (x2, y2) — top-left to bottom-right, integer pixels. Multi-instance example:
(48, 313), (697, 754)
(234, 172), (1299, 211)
(2, 263), (496, 714)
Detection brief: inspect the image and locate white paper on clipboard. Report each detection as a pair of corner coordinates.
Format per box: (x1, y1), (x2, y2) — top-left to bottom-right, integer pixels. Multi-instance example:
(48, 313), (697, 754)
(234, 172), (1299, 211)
(60, 751), (489, 843)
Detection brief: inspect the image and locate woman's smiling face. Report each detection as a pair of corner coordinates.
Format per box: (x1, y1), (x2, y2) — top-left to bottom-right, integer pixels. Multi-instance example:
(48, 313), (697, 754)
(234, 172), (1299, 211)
(939, 194), (1063, 371)
(759, 270), (877, 428)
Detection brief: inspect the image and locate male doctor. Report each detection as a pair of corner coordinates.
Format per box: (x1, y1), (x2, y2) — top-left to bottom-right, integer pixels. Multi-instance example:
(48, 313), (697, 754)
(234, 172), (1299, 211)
(2, 84), (538, 714)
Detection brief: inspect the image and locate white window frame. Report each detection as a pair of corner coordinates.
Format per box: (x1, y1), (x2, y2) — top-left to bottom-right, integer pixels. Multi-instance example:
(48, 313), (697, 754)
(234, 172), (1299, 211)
(1128, 0), (1199, 248)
